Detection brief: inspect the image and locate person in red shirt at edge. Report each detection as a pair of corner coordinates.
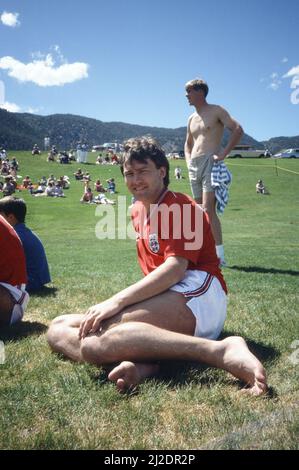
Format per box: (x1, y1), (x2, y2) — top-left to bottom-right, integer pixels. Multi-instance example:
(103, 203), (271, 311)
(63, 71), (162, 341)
(0, 215), (29, 327)
(47, 137), (267, 396)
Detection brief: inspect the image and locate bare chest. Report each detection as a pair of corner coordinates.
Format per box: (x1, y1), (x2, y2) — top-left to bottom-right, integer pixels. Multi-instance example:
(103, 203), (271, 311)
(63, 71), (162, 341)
(190, 113), (223, 139)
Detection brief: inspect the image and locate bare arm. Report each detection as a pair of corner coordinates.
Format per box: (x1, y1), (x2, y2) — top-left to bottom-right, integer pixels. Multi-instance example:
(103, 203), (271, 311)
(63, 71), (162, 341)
(79, 256), (188, 338)
(214, 106), (243, 161)
(184, 116), (194, 165)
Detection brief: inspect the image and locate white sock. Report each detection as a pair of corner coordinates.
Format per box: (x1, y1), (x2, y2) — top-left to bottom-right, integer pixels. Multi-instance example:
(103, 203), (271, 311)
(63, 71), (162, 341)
(216, 245), (225, 260)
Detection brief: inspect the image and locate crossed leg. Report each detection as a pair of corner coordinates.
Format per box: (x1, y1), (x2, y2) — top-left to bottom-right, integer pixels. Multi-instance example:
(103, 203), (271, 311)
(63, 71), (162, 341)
(47, 291), (267, 395)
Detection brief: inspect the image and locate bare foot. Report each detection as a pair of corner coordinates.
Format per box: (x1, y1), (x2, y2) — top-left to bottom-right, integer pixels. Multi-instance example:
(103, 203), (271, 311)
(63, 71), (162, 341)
(219, 336), (267, 396)
(108, 361), (160, 392)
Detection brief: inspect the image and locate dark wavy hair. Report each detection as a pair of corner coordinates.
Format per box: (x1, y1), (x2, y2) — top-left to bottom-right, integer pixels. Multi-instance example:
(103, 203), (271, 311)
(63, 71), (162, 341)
(121, 136), (170, 187)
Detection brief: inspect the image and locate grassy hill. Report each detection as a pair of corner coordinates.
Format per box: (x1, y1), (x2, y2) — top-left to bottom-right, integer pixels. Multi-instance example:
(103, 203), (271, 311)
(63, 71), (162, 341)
(0, 152), (298, 449)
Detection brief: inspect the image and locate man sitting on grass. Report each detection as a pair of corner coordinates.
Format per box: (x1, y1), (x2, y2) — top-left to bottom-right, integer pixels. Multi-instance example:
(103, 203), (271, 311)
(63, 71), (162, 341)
(0, 197), (51, 292)
(47, 137), (267, 396)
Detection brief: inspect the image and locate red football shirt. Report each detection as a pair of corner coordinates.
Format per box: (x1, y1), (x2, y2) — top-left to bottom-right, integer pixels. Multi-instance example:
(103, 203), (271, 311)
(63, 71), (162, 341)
(0, 215), (27, 286)
(131, 190), (227, 294)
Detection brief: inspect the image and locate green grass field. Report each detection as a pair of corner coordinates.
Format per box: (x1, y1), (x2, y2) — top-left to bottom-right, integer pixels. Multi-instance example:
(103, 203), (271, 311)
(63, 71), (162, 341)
(0, 152), (298, 450)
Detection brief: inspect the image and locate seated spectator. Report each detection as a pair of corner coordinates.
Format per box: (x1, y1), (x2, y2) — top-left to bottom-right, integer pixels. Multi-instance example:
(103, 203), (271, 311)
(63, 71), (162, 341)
(94, 193), (116, 205)
(94, 179), (106, 193)
(31, 182), (46, 195)
(32, 144), (41, 155)
(22, 176), (31, 189)
(39, 176), (47, 186)
(10, 157), (19, 171)
(74, 168), (83, 180)
(80, 186), (94, 203)
(58, 151), (70, 164)
(256, 179), (267, 194)
(47, 174), (56, 185)
(58, 175), (70, 189)
(174, 166), (182, 179)
(0, 214), (29, 326)
(106, 178), (116, 193)
(2, 176), (16, 197)
(96, 155), (103, 165)
(111, 154), (119, 165)
(0, 197), (51, 293)
(47, 151), (56, 162)
(83, 172), (91, 184)
(51, 145), (58, 155)
(53, 182), (65, 197)
(45, 182), (56, 197)
(0, 149), (7, 161)
(1, 160), (10, 176)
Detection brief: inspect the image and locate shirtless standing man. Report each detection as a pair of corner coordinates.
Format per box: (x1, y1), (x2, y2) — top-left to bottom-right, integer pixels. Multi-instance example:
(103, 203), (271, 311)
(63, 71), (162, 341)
(185, 78), (243, 266)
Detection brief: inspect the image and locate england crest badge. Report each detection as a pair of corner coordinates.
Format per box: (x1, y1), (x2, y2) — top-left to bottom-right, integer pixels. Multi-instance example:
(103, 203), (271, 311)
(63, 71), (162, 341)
(149, 233), (160, 253)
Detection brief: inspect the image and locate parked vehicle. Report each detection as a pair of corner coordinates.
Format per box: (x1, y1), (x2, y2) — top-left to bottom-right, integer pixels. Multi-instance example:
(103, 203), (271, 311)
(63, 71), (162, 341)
(273, 148), (299, 158)
(227, 144), (266, 158)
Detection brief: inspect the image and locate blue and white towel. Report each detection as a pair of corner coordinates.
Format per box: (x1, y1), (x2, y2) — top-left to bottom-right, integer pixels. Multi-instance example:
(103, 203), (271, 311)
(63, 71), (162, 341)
(211, 161), (232, 214)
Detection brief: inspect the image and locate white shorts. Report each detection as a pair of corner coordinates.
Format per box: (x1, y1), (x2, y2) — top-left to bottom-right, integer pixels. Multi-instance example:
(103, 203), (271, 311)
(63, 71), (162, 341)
(170, 270), (227, 339)
(0, 282), (29, 325)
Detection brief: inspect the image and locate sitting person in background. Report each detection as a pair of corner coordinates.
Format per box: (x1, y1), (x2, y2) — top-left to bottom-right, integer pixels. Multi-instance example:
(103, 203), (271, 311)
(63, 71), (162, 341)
(47, 174), (56, 185)
(74, 168), (83, 180)
(174, 166), (182, 180)
(94, 193), (116, 205)
(2, 176), (16, 197)
(53, 182), (65, 197)
(96, 155), (103, 165)
(47, 151), (56, 162)
(111, 154), (119, 165)
(22, 175), (31, 189)
(0, 214), (29, 326)
(1, 160), (10, 176)
(256, 179), (266, 194)
(10, 157), (19, 172)
(45, 182), (56, 197)
(80, 185), (94, 203)
(58, 175), (70, 189)
(32, 144), (41, 155)
(0, 197), (51, 293)
(106, 178), (116, 193)
(58, 151), (70, 164)
(94, 179), (106, 193)
(83, 172), (91, 184)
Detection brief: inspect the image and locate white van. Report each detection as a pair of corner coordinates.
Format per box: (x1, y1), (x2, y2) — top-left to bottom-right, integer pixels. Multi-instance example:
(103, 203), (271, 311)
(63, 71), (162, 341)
(228, 144), (266, 158)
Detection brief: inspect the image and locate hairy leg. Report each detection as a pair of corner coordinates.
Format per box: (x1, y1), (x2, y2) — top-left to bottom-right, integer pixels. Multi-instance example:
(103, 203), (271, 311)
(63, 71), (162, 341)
(202, 191), (223, 245)
(82, 322), (267, 395)
(46, 313), (85, 362)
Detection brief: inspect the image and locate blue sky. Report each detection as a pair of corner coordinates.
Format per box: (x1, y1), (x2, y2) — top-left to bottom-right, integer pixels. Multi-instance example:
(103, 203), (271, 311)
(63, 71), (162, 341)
(0, 0), (298, 141)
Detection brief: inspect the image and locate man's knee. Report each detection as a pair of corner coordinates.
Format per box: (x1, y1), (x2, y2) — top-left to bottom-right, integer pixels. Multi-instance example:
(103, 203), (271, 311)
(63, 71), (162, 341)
(46, 317), (68, 349)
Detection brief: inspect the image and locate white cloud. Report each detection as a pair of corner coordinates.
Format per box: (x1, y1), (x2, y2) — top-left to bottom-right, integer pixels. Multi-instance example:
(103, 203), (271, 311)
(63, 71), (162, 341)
(0, 11), (20, 27)
(268, 72), (282, 91)
(0, 101), (21, 112)
(283, 65), (299, 78)
(0, 53), (89, 87)
(281, 57), (288, 63)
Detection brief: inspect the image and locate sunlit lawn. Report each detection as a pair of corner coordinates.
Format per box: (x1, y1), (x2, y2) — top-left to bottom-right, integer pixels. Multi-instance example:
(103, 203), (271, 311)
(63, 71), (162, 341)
(0, 152), (298, 449)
